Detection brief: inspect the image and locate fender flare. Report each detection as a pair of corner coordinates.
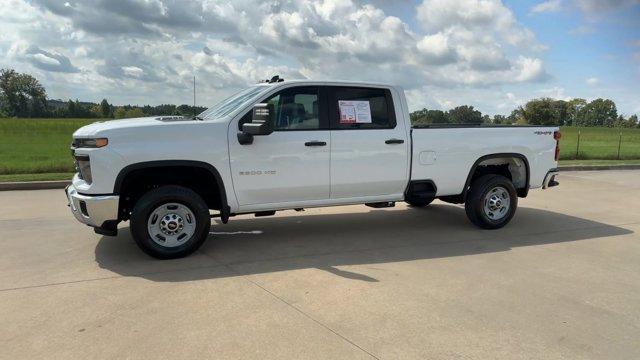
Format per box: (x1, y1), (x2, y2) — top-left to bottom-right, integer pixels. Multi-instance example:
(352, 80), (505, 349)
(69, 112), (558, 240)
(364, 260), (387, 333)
(113, 160), (230, 223)
(462, 153), (530, 199)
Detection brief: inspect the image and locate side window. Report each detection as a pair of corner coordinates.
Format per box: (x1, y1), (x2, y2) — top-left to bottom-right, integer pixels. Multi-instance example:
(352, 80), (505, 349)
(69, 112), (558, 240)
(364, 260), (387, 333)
(331, 87), (396, 129)
(237, 87), (321, 131)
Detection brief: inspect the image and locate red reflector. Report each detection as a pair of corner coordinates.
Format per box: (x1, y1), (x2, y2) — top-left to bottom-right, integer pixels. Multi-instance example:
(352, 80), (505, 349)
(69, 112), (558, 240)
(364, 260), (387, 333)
(554, 131), (561, 140)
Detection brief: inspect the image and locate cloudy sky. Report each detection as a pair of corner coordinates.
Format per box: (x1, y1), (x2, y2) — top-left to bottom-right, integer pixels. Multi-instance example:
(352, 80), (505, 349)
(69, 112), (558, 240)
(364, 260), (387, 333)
(1, 0), (639, 116)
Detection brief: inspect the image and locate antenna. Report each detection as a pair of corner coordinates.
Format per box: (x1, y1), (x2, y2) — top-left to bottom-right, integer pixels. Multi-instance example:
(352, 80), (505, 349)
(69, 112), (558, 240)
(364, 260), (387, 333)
(193, 75), (196, 118)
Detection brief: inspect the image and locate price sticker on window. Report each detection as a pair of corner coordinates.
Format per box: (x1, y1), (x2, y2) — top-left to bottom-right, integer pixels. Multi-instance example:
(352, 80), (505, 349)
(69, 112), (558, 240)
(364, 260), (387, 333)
(339, 100), (372, 124)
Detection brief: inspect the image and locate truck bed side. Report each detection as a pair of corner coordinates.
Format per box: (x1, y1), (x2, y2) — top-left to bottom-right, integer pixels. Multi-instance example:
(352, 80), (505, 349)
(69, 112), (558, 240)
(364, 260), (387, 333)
(410, 126), (559, 196)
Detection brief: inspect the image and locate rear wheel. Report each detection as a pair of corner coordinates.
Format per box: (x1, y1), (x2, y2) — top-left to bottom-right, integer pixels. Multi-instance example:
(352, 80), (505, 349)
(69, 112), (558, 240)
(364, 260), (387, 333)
(465, 175), (517, 229)
(130, 186), (211, 259)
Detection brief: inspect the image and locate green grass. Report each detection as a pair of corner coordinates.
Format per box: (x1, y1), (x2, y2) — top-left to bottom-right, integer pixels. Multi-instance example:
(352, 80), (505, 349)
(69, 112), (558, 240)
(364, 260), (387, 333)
(0, 118), (97, 174)
(559, 159), (640, 166)
(0, 172), (74, 182)
(559, 126), (640, 160)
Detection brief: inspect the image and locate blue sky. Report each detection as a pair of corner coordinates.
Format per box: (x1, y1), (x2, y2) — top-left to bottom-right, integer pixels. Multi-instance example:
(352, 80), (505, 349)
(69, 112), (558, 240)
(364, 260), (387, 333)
(510, 0), (640, 116)
(1, 0), (639, 116)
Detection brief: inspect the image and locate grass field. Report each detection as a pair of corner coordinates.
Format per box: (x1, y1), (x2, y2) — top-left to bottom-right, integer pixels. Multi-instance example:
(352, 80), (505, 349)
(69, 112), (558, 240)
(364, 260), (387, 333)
(0, 118), (95, 175)
(0, 172), (75, 182)
(559, 126), (640, 160)
(1, 119), (639, 181)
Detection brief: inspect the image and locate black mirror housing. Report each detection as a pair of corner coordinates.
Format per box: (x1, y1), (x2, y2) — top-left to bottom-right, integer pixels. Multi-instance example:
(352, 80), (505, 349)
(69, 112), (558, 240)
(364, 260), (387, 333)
(242, 103), (274, 136)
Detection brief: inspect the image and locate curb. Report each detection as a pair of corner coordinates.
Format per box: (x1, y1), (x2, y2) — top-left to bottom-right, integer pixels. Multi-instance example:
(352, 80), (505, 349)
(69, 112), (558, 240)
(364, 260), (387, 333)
(0, 180), (71, 191)
(0, 164), (639, 191)
(559, 164), (640, 171)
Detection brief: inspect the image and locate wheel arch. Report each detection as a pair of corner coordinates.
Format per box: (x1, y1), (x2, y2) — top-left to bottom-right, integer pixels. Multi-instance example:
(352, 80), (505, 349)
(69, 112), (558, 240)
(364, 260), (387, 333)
(462, 153), (530, 200)
(114, 160), (230, 223)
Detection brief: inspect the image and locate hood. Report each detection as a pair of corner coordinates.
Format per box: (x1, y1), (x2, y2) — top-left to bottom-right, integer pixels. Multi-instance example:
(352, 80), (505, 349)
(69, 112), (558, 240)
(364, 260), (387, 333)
(73, 116), (192, 137)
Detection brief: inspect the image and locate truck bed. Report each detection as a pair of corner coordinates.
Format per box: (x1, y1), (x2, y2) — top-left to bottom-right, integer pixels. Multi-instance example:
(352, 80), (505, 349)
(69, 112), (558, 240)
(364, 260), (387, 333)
(410, 125), (559, 196)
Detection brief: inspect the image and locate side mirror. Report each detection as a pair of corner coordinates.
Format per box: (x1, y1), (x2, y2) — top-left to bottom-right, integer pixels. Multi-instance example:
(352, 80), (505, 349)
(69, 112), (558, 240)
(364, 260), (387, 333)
(242, 103), (274, 136)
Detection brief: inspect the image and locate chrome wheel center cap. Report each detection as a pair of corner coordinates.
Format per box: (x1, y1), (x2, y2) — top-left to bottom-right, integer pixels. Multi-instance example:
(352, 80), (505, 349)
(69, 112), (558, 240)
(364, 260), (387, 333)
(488, 196), (503, 210)
(483, 186), (511, 221)
(160, 213), (184, 235)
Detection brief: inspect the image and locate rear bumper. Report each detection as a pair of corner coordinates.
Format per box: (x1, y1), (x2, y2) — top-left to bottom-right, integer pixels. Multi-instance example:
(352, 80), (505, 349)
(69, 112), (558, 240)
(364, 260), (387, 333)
(542, 168), (560, 189)
(65, 184), (119, 231)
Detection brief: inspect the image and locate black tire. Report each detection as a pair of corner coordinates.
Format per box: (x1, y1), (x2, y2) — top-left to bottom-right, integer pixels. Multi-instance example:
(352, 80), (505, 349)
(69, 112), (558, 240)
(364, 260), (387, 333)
(464, 174), (517, 229)
(130, 185), (211, 259)
(406, 196), (435, 207)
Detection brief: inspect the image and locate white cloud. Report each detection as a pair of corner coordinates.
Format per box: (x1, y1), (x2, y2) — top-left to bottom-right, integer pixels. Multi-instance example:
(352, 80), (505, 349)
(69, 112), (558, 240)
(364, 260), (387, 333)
(416, 33), (457, 65)
(530, 0), (562, 13)
(32, 53), (61, 67)
(122, 66), (144, 79)
(586, 77), (599, 86)
(536, 86), (571, 101)
(0, 0), (552, 112)
(416, 0), (544, 50)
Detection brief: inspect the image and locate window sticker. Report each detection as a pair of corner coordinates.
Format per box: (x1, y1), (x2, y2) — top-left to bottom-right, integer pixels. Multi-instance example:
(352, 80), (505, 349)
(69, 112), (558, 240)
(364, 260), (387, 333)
(339, 100), (372, 124)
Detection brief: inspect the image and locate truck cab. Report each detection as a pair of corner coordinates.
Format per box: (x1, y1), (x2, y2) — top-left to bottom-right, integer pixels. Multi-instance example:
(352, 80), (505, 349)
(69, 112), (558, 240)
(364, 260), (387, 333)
(67, 79), (560, 259)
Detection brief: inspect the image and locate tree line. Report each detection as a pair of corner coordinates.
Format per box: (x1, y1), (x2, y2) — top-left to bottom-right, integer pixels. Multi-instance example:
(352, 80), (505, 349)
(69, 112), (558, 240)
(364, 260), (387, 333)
(0, 68), (205, 119)
(2, 68), (638, 127)
(411, 97), (639, 128)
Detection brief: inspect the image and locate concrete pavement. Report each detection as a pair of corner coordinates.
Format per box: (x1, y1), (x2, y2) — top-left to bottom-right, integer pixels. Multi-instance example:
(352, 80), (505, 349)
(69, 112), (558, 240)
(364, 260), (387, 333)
(1, 170), (639, 359)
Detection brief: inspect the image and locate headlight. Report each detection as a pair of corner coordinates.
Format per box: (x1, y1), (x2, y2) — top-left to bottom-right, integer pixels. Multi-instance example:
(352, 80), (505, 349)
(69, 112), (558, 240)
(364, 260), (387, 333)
(74, 155), (92, 184)
(72, 138), (108, 148)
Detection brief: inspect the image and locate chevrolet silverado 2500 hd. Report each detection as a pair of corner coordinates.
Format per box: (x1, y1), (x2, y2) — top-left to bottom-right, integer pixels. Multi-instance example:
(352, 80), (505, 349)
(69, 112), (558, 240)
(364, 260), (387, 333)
(66, 79), (560, 259)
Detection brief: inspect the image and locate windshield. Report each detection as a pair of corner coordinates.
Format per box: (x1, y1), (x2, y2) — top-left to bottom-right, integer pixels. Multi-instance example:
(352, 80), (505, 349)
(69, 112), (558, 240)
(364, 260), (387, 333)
(199, 85), (267, 120)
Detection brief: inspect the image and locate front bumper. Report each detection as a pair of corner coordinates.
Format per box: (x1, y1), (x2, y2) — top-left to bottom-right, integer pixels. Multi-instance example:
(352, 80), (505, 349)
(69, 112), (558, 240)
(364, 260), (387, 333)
(542, 168), (560, 189)
(65, 184), (119, 230)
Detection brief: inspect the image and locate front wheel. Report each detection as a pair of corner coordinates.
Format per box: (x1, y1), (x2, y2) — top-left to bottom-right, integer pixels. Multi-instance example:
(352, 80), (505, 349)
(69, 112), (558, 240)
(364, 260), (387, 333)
(130, 186), (211, 259)
(464, 175), (517, 229)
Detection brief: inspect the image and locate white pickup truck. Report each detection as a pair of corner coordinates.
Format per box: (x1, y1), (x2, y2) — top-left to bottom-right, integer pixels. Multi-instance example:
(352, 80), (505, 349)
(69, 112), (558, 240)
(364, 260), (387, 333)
(67, 79), (560, 259)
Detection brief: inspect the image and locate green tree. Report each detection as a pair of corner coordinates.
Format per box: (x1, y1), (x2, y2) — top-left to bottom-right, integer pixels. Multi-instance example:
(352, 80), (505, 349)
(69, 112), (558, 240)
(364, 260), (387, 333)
(0, 68), (48, 117)
(100, 99), (112, 118)
(124, 107), (145, 118)
(113, 107), (127, 119)
(90, 104), (102, 118)
(492, 115), (508, 124)
(520, 98), (565, 126)
(65, 99), (77, 117)
(581, 98), (617, 127)
(447, 105), (482, 124)
(507, 109), (523, 124)
(566, 98), (587, 126)
(410, 108), (448, 125)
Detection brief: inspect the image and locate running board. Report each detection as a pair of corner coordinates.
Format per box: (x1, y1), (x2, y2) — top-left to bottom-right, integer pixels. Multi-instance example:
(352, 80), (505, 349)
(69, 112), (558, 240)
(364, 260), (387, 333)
(365, 202), (396, 208)
(254, 211), (276, 217)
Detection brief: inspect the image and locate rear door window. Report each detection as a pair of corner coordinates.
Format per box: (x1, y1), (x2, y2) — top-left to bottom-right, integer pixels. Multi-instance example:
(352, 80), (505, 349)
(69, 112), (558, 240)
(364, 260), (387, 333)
(329, 87), (396, 130)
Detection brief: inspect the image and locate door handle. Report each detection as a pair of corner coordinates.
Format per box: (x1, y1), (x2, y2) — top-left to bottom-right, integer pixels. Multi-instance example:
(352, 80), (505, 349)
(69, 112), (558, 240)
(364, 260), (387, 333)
(305, 141), (327, 147)
(385, 138), (405, 144)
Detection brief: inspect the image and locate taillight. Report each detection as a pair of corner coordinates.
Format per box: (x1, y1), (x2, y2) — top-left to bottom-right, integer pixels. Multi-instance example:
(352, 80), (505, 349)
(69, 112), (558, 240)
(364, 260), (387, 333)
(554, 131), (561, 161)
(554, 131), (562, 140)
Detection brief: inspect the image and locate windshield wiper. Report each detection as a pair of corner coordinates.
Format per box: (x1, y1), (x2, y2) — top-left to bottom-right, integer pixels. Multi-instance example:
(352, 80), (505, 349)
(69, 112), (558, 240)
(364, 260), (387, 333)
(193, 116), (204, 121)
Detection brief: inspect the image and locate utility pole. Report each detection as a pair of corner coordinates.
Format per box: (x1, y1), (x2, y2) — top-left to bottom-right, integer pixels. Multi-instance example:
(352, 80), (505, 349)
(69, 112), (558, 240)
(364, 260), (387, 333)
(193, 76), (196, 118)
